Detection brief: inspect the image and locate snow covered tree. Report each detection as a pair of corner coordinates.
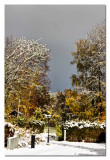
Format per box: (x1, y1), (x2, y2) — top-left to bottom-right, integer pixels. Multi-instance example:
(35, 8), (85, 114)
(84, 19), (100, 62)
(70, 21), (106, 121)
(5, 36), (51, 117)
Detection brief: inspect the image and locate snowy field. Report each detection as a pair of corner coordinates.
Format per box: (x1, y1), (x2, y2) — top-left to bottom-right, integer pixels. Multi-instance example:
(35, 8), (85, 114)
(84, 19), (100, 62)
(5, 141), (106, 156)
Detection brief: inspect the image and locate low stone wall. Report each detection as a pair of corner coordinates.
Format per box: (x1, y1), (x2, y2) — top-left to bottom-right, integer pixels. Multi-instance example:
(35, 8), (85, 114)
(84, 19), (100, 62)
(7, 131), (19, 150)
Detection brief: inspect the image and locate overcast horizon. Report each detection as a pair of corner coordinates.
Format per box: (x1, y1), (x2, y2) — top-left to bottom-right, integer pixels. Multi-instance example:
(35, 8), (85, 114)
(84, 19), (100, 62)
(5, 5), (105, 92)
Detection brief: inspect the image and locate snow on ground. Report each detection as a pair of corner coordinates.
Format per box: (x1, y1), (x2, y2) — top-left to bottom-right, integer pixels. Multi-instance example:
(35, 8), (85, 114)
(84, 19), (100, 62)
(5, 141), (106, 156)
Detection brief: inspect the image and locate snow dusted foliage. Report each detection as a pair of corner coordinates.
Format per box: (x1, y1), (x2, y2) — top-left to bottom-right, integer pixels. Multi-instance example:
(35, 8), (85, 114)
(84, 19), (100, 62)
(5, 37), (51, 113)
(87, 21), (106, 92)
(65, 120), (106, 129)
(5, 37), (51, 89)
(71, 21), (106, 98)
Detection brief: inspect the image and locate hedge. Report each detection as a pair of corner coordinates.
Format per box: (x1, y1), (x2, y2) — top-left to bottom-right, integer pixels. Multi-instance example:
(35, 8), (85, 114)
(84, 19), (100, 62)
(66, 126), (106, 142)
(56, 120), (106, 142)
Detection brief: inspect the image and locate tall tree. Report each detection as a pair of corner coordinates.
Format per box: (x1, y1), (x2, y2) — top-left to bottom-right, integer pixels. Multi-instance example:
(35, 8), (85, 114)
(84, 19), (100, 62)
(70, 21), (106, 121)
(5, 37), (51, 117)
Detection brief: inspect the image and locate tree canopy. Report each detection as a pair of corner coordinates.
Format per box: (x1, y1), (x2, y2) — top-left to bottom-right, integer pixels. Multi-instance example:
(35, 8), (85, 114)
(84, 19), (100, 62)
(69, 21), (106, 122)
(5, 37), (51, 117)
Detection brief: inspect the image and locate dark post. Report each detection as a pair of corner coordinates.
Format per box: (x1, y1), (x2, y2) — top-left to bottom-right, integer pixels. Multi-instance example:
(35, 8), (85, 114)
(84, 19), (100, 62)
(31, 135), (35, 148)
(47, 117), (49, 143)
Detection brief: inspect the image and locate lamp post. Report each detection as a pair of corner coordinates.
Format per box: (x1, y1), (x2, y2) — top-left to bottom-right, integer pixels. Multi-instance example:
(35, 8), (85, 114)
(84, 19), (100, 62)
(45, 114), (51, 145)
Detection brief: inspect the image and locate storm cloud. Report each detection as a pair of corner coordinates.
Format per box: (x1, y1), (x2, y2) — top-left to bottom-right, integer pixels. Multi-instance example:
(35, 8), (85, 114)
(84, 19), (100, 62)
(5, 5), (105, 92)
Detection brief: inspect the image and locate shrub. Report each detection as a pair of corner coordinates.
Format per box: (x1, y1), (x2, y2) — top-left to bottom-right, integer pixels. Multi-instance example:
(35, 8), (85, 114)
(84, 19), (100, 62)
(49, 118), (56, 127)
(35, 108), (43, 120)
(15, 116), (45, 133)
(56, 124), (63, 141)
(66, 126), (105, 142)
(29, 119), (45, 133)
(56, 120), (106, 142)
(15, 116), (28, 127)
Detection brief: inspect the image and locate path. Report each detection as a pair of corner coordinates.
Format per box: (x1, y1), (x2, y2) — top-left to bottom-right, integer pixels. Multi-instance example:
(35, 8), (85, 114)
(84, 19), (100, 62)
(5, 140), (106, 156)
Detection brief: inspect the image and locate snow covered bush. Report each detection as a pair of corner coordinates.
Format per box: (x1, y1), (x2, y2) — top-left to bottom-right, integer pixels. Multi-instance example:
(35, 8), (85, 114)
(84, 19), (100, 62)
(65, 120), (106, 129)
(29, 120), (45, 133)
(64, 120), (106, 142)
(14, 116), (45, 133)
(15, 116), (29, 128)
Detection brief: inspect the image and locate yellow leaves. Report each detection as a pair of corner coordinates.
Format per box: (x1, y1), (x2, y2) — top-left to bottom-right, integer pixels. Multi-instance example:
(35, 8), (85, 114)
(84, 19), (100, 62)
(65, 96), (80, 114)
(97, 102), (102, 107)
(65, 97), (75, 104)
(5, 105), (11, 114)
(65, 88), (106, 121)
(28, 105), (35, 109)
(76, 95), (81, 101)
(35, 108), (43, 120)
(74, 39), (90, 55)
(96, 91), (102, 97)
(55, 115), (60, 118)
(46, 111), (51, 115)
(102, 101), (106, 107)
(52, 112), (59, 119)
(100, 113), (106, 122)
(96, 93), (100, 96)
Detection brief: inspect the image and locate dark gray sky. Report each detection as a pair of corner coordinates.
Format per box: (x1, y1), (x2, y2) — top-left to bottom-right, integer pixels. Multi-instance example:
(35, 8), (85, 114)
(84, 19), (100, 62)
(5, 5), (105, 92)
